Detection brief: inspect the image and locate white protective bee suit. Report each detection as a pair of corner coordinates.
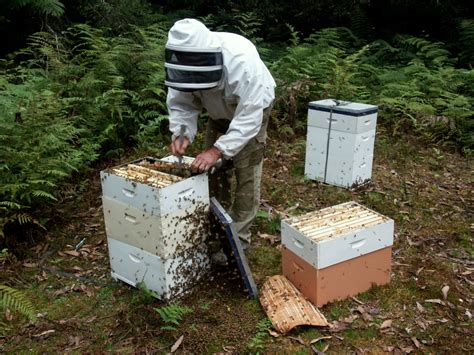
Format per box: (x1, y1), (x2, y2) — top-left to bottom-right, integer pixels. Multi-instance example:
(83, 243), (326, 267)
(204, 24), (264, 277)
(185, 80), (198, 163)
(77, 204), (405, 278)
(165, 18), (276, 243)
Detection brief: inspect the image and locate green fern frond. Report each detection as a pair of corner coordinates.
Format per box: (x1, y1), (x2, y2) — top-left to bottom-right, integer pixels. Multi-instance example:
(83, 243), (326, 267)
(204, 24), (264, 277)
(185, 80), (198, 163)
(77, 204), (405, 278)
(11, 0), (64, 17)
(0, 285), (36, 322)
(0, 201), (23, 210)
(31, 190), (57, 201)
(155, 302), (193, 329)
(458, 20), (474, 68)
(8, 213), (34, 225)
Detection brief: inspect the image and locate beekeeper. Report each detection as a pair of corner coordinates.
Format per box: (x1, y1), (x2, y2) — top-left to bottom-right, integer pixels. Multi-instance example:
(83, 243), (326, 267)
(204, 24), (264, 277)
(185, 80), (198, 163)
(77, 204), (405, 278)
(165, 18), (276, 247)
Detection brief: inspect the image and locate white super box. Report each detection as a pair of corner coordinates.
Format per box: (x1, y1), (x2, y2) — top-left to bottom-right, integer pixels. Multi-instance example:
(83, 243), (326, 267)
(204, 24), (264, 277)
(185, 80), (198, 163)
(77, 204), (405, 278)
(281, 201), (394, 269)
(107, 238), (209, 300)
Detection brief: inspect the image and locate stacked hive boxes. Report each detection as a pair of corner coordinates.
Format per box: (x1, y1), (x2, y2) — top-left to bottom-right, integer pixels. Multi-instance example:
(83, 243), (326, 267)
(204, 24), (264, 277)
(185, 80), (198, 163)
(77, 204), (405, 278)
(100, 156), (210, 300)
(305, 99), (378, 188)
(282, 202), (393, 307)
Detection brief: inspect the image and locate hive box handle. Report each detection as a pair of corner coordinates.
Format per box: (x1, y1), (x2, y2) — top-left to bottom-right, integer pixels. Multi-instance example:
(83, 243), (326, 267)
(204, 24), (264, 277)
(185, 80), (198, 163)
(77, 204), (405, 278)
(293, 239), (305, 249)
(124, 213), (137, 224)
(179, 187), (194, 197)
(293, 261), (304, 271)
(129, 254), (141, 263)
(122, 188), (136, 198)
(350, 239), (367, 249)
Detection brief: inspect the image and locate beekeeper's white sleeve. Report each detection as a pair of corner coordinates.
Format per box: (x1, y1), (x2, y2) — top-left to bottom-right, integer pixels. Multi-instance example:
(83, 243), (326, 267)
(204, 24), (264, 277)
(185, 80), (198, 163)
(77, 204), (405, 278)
(213, 74), (266, 158)
(167, 89), (202, 142)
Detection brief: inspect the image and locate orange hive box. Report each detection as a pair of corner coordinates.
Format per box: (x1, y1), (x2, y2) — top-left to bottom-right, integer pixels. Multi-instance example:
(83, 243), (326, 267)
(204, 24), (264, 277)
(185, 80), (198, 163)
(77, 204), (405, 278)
(281, 201), (394, 307)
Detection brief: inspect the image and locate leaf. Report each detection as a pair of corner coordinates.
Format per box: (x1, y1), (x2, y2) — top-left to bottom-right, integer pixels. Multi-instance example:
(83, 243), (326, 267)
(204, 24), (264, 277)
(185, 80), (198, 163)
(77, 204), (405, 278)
(379, 319), (393, 329)
(5, 309), (13, 321)
(310, 336), (332, 344)
(342, 314), (357, 324)
(268, 329), (280, 337)
(411, 337), (421, 348)
(329, 321), (347, 333)
(351, 296), (365, 305)
(33, 329), (55, 337)
(170, 335), (184, 353)
(416, 302), (425, 313)
(441, 285), (449, 300)
(257, 233), (280, 244)
(288, 336), (306, 345)
(63, 250), (80, 257)
(22, 262), (37, 268)
(312, 344), (330, 354)
(425, 299), (445, 306)
(400, 346), (414, 353)
(362, 312), (373, 322)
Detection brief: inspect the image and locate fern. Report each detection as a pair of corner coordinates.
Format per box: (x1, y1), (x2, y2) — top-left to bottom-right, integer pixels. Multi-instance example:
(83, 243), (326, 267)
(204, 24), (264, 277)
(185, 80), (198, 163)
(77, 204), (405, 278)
(155, 302), (193, 331)
(0, 285), (36, 334)
(247, 318), (272, 351)
(458, 20), (474, 68)
(0, 21), (172, 237)
(10, 0), (65, 17)
(269, 27), (473, 153)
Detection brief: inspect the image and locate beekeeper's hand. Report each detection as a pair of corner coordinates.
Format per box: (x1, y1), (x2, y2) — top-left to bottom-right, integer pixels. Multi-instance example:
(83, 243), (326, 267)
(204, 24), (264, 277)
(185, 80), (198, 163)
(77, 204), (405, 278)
(192, 147), (222, 172)
(170, 136), (190, 156)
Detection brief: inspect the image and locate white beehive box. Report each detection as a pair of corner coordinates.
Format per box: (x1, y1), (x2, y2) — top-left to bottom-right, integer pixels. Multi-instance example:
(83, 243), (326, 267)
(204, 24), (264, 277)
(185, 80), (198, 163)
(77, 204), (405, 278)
(305, 99), (378, 188)
(281, 201), (394, 306)
(100, 156), (210, 299)
(107, 238), (209, 299)
(100, 156), (208, 217)
(102, 196), (208, 259)
(282, 201), (393, 269)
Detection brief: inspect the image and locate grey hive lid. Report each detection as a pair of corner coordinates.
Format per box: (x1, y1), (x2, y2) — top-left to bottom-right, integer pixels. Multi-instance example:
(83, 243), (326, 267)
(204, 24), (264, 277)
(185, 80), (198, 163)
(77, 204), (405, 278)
(308, 99), (378, 116)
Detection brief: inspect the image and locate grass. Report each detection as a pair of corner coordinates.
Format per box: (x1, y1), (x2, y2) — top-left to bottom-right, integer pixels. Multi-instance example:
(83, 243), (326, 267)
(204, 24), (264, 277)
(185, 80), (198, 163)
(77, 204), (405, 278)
(0, 133), (472, 353)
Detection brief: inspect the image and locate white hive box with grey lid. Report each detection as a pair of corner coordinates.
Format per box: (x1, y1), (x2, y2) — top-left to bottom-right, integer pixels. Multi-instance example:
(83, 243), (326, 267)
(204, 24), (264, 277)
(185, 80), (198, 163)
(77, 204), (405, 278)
(100, 156), (210, 300)
(305, 99), (378, 188)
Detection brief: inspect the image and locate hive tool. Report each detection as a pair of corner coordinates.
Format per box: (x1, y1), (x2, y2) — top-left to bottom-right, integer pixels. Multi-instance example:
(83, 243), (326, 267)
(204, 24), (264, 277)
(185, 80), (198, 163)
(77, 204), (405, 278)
(178, 124), (186, 171)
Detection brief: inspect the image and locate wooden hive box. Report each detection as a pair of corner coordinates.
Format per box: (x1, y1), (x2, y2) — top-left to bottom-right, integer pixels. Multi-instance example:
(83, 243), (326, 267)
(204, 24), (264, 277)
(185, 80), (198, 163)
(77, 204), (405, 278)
(281, 201), (393, 307)
(100, 156), (210, 299)
(305, 99), (378, 188)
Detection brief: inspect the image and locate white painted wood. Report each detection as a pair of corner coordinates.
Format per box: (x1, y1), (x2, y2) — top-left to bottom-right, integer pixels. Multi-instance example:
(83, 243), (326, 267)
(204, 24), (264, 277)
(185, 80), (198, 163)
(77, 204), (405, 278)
(305, 126), (375, 187)
(100, 156), (209, 216)
(102, 196), (209, 259)
(307, 100), (378, 134)
(107, 238), (209, 300)
(281, 202), (394, 269)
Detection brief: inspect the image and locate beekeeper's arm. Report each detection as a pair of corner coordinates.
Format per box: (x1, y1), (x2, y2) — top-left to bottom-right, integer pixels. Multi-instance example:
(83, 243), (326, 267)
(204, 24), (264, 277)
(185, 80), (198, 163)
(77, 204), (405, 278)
(214, 72), (265, 158)
(192, 72), (265, 172)
(167, 88), (202, 155)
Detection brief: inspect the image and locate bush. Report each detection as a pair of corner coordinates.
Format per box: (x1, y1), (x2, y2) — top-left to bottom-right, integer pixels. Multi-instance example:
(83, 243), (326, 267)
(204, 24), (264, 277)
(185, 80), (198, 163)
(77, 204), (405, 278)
(269, 28), (474, 153)
(0, 22), (170, 237)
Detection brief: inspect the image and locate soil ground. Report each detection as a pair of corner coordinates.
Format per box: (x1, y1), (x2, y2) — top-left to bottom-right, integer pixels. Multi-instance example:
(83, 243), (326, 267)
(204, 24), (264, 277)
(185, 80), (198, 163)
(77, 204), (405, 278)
(0, 129), (472, 353)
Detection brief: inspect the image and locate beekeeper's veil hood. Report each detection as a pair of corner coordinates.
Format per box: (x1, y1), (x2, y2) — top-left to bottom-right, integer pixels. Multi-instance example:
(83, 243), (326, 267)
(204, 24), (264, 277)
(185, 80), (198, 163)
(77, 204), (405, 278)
(165, 19), (223, 91)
